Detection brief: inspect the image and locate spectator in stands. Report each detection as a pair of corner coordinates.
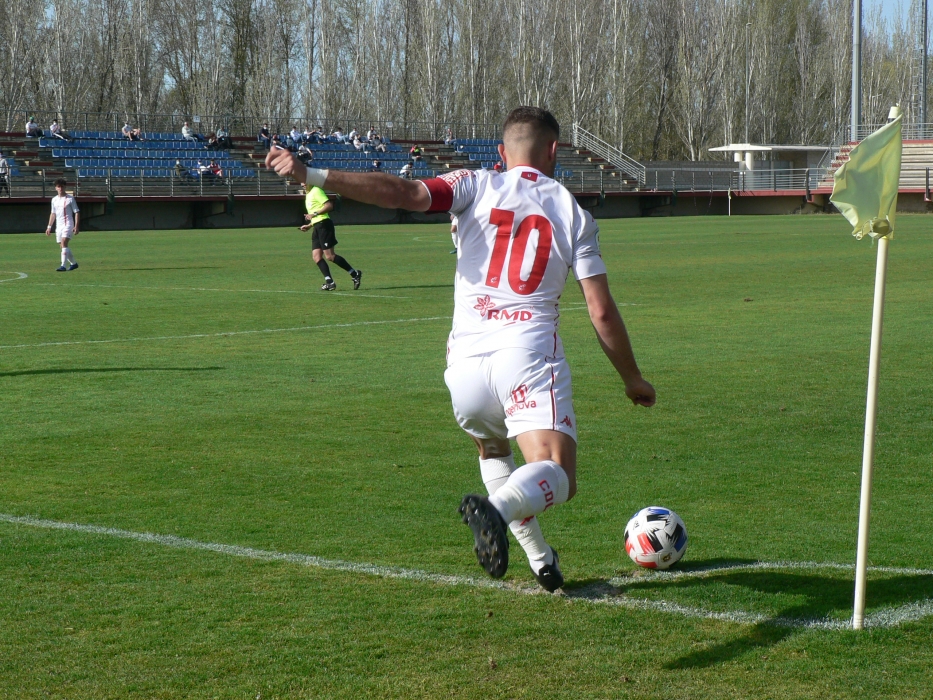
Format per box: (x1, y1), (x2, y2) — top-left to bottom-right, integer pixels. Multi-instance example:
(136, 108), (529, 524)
(371, 159), (382, 172)
(444, 126), (454, 145)
(26, 117), (43, 138)
(409, 144), (424, 162)
(297, 143), (313, 164)
(123, 122), (143, 141)
(49, 119), (71, 141)
(331, 128), (346, 143)
(366, 125), (376, 141)
(259, 123), (271, 149)
(372, 134), (387, 153)
(197, 160), (217, 182)
(352, 134), (367, 152)
(348, 128), (359, 143)
(216, 126), (232, 150)
(182, 121), (204, 143)
(174, 159), (194, 181)
(290, 126), (303, 147)
(210, 159), (223, 178)
(0, 152), (10, 197)
(399, 161), (413, 179)
(314, 125), (326, 142)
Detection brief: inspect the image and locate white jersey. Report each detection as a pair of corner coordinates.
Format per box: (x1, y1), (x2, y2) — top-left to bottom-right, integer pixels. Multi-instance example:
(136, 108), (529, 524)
(421, 167), (606, 364)
(51, 194), (79, 236)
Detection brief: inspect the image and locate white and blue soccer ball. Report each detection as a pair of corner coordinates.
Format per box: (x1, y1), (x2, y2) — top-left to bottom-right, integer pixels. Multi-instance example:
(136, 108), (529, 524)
(624, 507), (688, 570)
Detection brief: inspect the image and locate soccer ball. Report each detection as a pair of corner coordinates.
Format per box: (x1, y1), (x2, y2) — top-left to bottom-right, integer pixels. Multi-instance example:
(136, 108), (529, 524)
(624, 507), (688, 570)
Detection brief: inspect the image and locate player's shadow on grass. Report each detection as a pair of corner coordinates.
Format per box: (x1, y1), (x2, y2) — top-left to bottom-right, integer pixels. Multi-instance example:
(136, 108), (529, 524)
(637, 566), (933, 669)
(0, 367), (223, 377)
(373, 283), (454, 290)
(113, 266), (223, 271)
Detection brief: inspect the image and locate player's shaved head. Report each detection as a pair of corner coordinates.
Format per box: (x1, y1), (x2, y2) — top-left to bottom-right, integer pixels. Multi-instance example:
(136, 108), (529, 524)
(499, 107), (560, 176)
(502, 107), (560, 147)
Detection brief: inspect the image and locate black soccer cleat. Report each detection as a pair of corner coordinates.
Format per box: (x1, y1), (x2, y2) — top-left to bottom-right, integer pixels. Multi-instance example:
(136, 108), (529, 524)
(459, 494), (509, 578)
(321, 280), (336, 291)
(55, 265), (67, 271)
(531, 548), (564, 592)
(67, 263), (79, 271)
(351, 269), (362, 290)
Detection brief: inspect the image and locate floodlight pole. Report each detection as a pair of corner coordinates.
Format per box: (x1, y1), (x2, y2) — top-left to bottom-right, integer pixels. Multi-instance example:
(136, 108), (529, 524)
(852, 234), (890, 630)
(745, 22), (751, 144)
(851, 0), (862, 142)
(922, 0), (928, 135)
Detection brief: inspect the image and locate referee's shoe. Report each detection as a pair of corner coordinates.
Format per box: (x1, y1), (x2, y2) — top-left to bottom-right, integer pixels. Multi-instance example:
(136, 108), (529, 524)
(351, 270), (362, 290)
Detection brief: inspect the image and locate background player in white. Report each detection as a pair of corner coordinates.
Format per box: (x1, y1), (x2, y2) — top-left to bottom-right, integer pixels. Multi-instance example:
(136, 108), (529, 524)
(265, 107), (655, 590)
(46, 178), (80, 271)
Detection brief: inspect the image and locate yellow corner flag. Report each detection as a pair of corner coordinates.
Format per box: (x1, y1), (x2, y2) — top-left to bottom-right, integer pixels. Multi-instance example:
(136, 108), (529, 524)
(830, 106), (903, 240)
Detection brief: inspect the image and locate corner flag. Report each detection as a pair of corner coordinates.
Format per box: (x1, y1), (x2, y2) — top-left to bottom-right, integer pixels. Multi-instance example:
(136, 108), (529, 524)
(829, 106), (903, 631)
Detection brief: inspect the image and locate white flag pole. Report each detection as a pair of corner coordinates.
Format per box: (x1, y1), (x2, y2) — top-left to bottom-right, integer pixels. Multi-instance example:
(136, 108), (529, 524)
(852, 234), (890, 630)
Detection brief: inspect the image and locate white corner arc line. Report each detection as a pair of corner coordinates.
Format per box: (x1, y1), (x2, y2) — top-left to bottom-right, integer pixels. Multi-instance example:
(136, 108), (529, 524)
(0, 272), (28, 283)
(0, 316), (449, 351)
(1, 512), (930, 630)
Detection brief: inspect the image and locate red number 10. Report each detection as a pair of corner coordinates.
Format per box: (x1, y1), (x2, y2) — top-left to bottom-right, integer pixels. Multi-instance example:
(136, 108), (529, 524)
(484, 208), (553, 295)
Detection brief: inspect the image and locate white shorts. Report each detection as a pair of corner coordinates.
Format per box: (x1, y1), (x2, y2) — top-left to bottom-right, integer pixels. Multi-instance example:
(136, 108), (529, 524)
(56, 230), (73, 244)
(444, 348), (577, 442)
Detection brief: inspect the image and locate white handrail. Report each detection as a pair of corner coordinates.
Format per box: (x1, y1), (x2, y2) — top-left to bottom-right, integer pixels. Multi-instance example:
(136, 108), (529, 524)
(571, 124), (646, 186)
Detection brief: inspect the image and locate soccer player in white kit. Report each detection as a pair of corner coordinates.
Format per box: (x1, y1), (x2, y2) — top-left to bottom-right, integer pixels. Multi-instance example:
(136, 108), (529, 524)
(265, 107), (655, 590)
(46, 179), (80, 271)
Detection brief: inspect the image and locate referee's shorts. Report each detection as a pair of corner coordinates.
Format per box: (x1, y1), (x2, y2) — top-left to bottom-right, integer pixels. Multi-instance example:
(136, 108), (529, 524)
(310, 219), (338, 250)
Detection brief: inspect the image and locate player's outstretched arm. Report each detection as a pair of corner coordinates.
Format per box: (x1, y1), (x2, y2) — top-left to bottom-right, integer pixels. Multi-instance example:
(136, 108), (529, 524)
(265, 148), (431, 212)
(579, 274), (655, 407)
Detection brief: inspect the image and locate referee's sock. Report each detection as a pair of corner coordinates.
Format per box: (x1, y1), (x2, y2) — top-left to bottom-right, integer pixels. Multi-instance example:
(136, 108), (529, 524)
(331, 255), (355, 274)
(316, 259), (332, 279)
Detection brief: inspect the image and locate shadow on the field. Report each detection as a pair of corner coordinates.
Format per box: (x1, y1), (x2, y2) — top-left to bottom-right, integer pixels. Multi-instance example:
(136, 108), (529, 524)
(655, 568), (933, 668)
(113, 266), (223, 271)
(0, 366), (223, 377)
(372, 283), (454, 290)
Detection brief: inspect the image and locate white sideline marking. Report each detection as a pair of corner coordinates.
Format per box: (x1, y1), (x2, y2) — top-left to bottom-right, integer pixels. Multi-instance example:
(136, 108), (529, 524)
(0, 272), (28, 283)
(0, 316), (448, 351)
(1, 512), (930, 629)
(33, 282), (408, 300)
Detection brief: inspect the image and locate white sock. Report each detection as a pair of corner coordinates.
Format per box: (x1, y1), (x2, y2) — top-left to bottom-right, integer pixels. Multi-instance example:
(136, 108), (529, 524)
(61, 249), (67, 265)
(64, 248), (75, 265)
(480, 456), (553, 570)
(488, 460), (570, 525)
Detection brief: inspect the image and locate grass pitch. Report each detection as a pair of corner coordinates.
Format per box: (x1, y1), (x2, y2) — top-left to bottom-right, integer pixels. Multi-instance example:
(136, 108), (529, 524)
(1, 214), (932, 698)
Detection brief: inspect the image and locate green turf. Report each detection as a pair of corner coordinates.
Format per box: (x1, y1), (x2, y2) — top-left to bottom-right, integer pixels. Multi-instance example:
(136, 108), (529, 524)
(1, 214), (932, 698)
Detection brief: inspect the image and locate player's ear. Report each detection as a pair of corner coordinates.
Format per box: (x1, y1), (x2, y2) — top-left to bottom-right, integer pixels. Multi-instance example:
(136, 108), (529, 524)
(548, 140), (558, 162)
(497, 143), (506, 166)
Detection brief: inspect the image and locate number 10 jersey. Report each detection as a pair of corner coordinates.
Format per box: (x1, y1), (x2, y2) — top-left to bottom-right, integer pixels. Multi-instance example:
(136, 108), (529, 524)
(421, 166), (607, 364)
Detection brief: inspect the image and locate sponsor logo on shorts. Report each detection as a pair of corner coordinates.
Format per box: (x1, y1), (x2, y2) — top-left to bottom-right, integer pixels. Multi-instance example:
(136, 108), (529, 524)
(560, 415), (573, 428)
(505, 384), (537, 417)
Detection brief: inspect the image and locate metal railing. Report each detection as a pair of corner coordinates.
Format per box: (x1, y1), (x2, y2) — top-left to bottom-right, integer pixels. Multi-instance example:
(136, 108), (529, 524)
(0, 166), (846, 202)
(571, 124), (646, 185)
(3, 109), (501, 144)
(858, 122), (933, 140)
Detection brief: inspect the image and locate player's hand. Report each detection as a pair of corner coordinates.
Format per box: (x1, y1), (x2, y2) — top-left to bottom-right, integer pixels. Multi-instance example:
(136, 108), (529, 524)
(265, 148), (307, 184)
(625, 377), (656, 407)
(45, 227), (51, 236)
(304, 214), (312, 221)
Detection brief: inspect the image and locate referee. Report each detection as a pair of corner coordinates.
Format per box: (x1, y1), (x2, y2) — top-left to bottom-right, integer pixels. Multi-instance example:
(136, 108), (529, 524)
(300, 184), (361, 291)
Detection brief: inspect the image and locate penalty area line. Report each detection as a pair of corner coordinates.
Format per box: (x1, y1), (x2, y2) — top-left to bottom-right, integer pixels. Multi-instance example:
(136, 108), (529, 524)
(0, 512), (929, 629)
(0, 316), (449, 351)
(0, 272), (29, 283)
